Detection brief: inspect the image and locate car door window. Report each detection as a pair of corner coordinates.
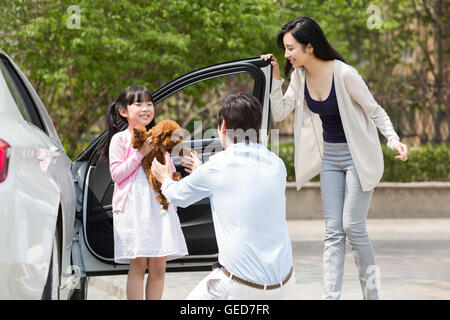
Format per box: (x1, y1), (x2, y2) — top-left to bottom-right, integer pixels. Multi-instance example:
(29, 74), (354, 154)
(0, 60), (33, 122)
(0, 58), (47, 134)
(156, 73), (255, 141)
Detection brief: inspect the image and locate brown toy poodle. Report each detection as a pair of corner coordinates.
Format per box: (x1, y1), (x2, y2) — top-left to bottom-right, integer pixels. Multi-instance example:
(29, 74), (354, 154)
(132, 119), (186, 210)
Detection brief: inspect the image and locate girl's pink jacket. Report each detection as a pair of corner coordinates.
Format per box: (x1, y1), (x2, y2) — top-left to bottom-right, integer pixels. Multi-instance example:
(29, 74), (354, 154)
(109, 129), (175, 213)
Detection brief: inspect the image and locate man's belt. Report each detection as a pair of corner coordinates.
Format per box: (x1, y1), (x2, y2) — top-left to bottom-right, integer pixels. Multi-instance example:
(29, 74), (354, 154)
(221, 266), (294, 290)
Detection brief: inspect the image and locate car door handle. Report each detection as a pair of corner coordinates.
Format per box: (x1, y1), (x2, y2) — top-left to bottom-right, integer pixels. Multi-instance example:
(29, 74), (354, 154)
(36, 148), (52, 172)
(37, 148), (51, 161)
(36, 147), (60, 163)
(49, 146), (60, 158)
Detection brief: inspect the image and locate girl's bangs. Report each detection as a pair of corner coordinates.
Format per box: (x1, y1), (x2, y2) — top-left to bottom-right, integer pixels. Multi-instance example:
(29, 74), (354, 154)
(126, 86), (153, 105)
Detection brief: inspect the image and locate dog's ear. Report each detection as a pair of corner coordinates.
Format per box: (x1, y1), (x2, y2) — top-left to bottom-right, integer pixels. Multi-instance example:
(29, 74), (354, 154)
(148, 127), (158, 145)
(162, 124), (171, 136)
(163, 126), (174, 142)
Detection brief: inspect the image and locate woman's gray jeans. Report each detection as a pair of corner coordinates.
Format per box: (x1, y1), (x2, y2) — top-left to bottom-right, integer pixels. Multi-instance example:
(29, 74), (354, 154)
(320, 141), (379, 300)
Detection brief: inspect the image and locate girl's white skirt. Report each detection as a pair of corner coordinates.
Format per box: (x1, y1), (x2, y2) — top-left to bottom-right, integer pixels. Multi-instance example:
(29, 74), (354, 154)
(113, 167), (188, 264)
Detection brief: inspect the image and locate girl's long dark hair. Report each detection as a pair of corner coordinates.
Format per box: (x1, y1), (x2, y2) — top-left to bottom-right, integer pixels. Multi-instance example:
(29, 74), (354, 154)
(97, 85), (154, 162)
(277, 17), (346, 78)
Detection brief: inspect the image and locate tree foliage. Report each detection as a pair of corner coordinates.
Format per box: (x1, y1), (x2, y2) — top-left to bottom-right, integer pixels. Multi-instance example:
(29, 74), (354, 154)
(1, 0), (280, 158)
(1, 0), (448, 158)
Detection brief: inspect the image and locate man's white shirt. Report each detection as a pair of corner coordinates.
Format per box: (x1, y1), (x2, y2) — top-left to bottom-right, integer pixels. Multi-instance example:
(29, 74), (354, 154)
(162, 142), (293, 285)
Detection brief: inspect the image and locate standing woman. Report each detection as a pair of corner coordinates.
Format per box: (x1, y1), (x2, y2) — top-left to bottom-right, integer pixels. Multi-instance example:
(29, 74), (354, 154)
(262, 17), (408, 300)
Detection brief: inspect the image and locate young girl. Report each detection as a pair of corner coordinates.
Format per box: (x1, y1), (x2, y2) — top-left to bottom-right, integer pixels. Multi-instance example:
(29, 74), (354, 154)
(98, 85), (188, 300)
(262, 17), (408, 300)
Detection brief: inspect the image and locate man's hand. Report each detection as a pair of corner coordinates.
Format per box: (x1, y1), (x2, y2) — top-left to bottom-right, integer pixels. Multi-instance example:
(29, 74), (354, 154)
(181, 150), (202, 174)
(151, 153), (173, 184)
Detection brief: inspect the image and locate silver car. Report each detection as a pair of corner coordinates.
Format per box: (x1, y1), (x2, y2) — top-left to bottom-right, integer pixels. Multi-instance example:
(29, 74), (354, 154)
(0, 48), (273, 299)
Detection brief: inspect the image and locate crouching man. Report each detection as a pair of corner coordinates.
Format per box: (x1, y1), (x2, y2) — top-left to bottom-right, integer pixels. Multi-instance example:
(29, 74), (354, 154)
(151, 93), (295, 300)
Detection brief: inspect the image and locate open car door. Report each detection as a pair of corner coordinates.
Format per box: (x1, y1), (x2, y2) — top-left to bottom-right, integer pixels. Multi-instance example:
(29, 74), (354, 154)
(71, 57), (273, 276)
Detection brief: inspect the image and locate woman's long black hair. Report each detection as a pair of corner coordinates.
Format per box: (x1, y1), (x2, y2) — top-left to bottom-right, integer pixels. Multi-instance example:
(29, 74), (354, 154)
(277, 17), (346, 78)
(97, 85), (154, 162)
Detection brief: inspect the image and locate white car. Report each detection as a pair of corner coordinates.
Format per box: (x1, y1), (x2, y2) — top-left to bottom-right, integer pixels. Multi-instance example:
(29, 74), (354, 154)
(0, 49), (76, 299)
(0, 48), (273, 299)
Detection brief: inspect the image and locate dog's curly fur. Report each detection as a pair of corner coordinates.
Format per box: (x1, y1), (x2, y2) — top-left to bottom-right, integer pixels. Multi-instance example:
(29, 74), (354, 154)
(132, 119), (186, 210)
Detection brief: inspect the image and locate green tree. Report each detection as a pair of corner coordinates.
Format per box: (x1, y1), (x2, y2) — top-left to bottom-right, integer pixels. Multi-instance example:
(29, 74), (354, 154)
(1, 0), (281, 158)
(2, 0), (447, 158)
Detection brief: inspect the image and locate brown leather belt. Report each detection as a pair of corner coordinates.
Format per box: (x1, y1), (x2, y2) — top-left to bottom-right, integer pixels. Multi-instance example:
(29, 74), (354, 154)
(221, 266), (294, 290)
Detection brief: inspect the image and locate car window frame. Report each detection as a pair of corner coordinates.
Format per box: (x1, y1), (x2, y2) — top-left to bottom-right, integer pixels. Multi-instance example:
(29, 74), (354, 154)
(0, 60), (33, 122)
(153, 60), (266, 106)
(154, 71), (257, 141)
(0, 56), (47, 134)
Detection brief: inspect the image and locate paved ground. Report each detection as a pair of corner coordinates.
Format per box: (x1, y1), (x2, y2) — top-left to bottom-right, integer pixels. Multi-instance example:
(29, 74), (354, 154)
(87, 218), (450, 300)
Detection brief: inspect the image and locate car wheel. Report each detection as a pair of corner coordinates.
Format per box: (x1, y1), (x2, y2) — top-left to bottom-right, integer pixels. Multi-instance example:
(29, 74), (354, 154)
(41, 232), (60, 300)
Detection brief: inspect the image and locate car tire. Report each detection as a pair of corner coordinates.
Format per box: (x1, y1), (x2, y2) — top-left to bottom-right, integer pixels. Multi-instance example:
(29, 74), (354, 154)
(41, 231), (61, 300)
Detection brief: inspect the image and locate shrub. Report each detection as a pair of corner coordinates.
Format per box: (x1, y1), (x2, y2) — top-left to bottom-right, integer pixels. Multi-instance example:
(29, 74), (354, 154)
(270, 143), (450, 182)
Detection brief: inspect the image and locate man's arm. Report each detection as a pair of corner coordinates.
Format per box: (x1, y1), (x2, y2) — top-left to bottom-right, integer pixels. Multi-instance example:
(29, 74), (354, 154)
(152, 154), (211, 208)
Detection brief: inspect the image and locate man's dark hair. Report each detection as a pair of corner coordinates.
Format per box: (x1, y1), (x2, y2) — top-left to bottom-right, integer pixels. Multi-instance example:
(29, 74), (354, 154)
(218, 93), (262, 144)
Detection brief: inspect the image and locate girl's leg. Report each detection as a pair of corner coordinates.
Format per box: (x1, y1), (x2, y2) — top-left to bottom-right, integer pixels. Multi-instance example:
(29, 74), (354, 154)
(342, 164), (379, 300)
(320, 166), (347, 300)
(127, 257), (148, 300)
(146, 257), (167, 300)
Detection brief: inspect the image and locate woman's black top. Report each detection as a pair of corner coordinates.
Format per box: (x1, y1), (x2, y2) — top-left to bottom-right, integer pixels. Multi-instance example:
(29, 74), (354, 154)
(304, 75), (347, 143)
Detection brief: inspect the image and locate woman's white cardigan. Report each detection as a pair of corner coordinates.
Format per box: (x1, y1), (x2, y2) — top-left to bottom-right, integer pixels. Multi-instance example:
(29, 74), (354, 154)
(270, 59), (400, 192)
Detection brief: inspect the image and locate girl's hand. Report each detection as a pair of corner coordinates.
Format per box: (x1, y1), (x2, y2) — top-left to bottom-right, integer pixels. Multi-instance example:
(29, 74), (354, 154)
(181, 150), (202, 174)
(393, 142), (408, 161)
(138, 136), (153, 156)
(260, 54), (282, 81)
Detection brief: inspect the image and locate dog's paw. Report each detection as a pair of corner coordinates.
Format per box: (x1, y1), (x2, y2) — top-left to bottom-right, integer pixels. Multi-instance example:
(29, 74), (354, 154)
(133, 125), (147, 138)
(132, 125), (147, 148)
(172, 172), (182, 181)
